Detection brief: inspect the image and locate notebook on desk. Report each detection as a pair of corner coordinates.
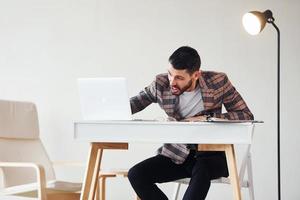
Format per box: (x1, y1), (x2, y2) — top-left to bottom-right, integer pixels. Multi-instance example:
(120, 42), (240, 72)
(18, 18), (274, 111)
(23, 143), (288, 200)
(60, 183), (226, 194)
(77, 77), (132, 120)
(207, 117), (263, 123)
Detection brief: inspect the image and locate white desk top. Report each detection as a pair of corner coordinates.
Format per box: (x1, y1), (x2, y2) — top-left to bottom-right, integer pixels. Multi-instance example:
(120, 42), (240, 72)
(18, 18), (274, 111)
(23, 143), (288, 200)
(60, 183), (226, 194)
(74, 120), (256, 144)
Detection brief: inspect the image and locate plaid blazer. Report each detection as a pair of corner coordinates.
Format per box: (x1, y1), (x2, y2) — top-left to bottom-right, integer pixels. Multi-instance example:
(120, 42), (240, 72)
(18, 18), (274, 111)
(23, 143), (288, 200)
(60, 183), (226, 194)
(130, 71), (254, 121)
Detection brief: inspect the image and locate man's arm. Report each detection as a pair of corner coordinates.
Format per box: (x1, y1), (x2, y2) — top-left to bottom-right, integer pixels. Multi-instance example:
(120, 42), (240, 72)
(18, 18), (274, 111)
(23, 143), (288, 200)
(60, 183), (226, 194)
(213, 74), (254, 120)
(130, 80), (157, 114)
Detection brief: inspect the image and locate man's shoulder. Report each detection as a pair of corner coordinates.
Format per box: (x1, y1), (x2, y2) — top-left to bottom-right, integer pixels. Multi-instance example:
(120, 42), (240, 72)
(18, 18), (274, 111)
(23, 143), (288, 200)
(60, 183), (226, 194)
(201, 70), (228, 83)
(201, 70), (227, 78)
(154, 73), (169, 87)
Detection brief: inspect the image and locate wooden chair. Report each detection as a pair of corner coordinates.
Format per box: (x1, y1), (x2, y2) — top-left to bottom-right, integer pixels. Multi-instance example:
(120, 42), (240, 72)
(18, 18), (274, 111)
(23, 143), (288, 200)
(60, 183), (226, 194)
(172, 145), (255, 200)
(0, 99), (82, 200)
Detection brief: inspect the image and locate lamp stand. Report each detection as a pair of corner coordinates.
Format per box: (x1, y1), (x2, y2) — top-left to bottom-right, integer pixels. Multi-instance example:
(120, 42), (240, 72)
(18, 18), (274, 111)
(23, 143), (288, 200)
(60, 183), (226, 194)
(269, 20), (281, 200)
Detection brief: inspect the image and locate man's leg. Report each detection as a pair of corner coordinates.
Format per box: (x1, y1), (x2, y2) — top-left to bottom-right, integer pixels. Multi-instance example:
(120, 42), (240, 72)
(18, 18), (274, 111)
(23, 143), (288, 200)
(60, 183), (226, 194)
(128, 155), (191, 200)
(182, 152), (229, 200)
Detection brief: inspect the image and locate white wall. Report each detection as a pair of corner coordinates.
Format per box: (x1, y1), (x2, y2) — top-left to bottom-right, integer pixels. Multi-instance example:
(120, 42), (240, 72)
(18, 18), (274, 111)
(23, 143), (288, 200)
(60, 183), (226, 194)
(1, 0), (299, 199)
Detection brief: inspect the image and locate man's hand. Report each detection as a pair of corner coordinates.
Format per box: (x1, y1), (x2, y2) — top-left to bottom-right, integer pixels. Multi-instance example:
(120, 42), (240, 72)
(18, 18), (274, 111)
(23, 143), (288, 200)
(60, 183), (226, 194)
(182, 115), (208, 122)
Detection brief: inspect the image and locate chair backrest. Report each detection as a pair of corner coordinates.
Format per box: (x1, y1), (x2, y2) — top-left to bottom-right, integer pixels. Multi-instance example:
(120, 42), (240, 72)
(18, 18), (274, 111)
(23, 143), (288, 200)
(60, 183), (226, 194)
(0, 100), (55, 187)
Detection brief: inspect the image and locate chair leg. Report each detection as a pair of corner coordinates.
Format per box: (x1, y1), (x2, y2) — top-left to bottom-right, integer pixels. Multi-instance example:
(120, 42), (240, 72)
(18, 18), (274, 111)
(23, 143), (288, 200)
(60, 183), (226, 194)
(247, 154), (255, 200)
(99, 176), (107, 200)
(95, 181), (99, 200)
(171, 182), (181, 200)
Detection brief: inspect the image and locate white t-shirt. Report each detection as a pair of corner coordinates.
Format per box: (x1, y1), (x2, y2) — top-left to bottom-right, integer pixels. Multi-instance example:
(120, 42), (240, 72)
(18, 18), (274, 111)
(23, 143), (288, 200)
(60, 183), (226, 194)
(177, 84), (204, 118)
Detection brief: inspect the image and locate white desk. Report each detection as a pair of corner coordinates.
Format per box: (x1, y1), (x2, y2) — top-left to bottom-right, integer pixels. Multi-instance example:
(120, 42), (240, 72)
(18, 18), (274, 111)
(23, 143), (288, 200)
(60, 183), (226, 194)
(74, 121), (256, 200)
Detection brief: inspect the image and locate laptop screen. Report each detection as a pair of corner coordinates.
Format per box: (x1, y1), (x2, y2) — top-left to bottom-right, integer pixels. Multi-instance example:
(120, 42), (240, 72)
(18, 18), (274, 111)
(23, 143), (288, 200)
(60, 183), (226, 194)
(77, 77), (132, 120)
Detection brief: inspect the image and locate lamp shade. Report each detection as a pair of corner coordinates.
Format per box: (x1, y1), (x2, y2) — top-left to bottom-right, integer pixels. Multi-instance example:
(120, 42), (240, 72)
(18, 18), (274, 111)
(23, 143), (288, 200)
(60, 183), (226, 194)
(242, 12), (266, 35)
(242, 10), (274, 35)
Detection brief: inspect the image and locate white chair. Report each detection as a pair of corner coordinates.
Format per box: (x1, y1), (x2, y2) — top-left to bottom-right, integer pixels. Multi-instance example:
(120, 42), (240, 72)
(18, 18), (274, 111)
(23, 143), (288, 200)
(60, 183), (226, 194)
(0, 99), (82, 200)
(172, 145), (255, 200)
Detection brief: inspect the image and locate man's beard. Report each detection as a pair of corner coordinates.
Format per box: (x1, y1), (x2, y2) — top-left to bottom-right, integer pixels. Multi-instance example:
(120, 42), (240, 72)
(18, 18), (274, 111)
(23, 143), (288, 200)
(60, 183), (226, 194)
(171, 79), (193, 95)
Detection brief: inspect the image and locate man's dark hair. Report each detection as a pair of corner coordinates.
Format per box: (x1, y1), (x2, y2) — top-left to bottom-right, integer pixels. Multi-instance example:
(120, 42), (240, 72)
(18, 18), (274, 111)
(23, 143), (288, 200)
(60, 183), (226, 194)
(169, 46), (201, 74)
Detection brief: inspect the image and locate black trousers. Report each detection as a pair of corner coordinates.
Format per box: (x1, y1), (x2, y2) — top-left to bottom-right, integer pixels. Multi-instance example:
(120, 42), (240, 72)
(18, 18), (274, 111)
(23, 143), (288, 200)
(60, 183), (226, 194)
(128, 151), (228, 200)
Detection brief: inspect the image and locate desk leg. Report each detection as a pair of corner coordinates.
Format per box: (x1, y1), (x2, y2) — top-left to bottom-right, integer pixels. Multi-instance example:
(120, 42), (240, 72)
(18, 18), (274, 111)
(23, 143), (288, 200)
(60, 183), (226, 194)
(81, 143), (103, 200)
(225, 144), (242, 200)
(80, 142), (128, 200)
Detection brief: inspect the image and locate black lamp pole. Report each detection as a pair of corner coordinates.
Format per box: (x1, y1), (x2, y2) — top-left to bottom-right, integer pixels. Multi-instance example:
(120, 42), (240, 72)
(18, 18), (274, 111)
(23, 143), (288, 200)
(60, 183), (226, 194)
(271, 20), (281, 200)
(266, 12), (281, 200)
(264, 11), (281, 200)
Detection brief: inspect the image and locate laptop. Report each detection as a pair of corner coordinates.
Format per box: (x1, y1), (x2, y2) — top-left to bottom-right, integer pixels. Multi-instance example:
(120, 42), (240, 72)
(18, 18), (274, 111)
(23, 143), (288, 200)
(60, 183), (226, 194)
(77, 77), (132, 120)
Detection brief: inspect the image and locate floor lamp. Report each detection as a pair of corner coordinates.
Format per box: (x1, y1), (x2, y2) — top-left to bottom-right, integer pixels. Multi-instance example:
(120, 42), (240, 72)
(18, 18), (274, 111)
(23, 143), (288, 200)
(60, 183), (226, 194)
(242, 10), (281, 200)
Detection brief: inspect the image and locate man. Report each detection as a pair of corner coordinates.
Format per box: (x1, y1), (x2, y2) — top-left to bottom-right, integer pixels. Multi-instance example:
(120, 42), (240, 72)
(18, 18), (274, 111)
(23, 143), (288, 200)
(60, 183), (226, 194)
(128, 46), (253, 200)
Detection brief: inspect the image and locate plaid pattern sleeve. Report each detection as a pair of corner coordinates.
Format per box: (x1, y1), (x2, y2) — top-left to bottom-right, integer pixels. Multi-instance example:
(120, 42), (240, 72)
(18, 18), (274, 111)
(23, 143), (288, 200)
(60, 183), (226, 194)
(160, 144), (190, 164)
(212, 73), (254, 120)
(130, 79), (157, 114)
